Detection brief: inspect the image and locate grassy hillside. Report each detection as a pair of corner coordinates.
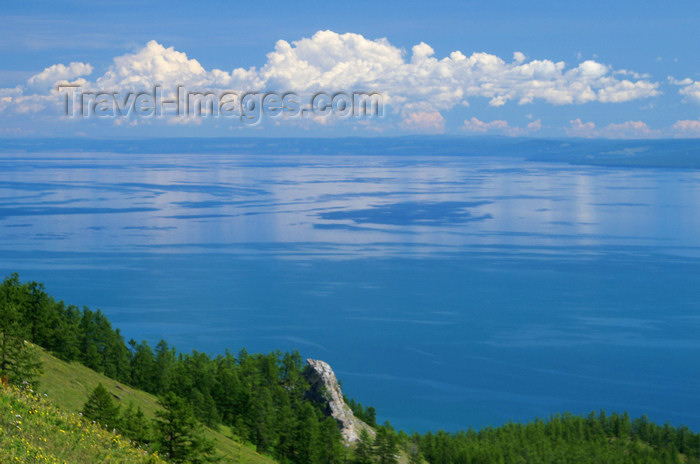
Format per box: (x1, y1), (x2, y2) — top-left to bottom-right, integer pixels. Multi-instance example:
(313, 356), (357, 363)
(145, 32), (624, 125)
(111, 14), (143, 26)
(0, 384), (165, 464)
(35, 347), (278, 464)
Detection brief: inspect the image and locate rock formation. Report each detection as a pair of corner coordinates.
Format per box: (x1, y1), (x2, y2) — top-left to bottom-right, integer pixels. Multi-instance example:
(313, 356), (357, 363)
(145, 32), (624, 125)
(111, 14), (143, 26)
(304, 359), (374, 444)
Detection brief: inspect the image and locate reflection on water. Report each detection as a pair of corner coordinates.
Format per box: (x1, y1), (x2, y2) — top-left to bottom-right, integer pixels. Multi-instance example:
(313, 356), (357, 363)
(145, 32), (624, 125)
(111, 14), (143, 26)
(2, 153), (700, 252)
(1, 151), (699, 431)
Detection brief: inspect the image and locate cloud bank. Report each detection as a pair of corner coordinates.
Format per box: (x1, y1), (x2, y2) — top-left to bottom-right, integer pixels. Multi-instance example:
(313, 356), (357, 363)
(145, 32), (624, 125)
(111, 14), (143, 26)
(0, 30), (684, 136)
(566, 119), (660, 139)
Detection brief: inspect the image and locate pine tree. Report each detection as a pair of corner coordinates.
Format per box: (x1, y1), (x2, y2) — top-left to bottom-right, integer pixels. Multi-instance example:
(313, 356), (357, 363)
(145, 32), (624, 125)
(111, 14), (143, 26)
(79, 309), (103, 370)
(154, 339), (176, 392)
(354, 428), (374, 464)
(365, 406), (377, 427)
(293, 402), (322, 464)
(24, 280), (50, 346)
(121, 401), (152, 444)
(130, 339), (157, 392)
(104, 328), (132, 384)
(154, 392), (218, 464)
(374, 424), (399, 464)
(407, 440), (423, 464)
(82, 383), (121, 430)
(50, 302), (82, 361)
(318, 416), (345, 464)
(0, 302), (42, 386)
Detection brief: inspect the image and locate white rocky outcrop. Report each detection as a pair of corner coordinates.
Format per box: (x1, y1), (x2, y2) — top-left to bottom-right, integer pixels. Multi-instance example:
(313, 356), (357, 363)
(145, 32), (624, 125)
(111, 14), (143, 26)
(304, 359), (374, 444)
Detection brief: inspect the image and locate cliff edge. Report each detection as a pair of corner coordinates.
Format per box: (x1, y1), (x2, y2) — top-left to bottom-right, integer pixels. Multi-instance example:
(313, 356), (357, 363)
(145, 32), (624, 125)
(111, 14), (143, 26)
(304, 359), (375, 444)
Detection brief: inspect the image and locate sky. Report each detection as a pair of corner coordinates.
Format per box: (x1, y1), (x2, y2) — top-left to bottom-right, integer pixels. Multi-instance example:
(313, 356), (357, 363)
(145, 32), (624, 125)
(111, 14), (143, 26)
(1, 0), (699, 138)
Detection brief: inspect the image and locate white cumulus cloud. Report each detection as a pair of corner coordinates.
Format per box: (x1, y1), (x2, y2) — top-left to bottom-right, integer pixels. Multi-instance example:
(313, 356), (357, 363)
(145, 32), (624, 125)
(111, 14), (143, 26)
(27, 62), (93, 89)
(0, 31), (665, 128)
(248, 32), (660, 110)
(461, 117), (541, 136)
(668, 77), (700, 104)
(95, 40), (234, 91)
(399, 111), (445, 133)
(566, 119), (659, 138)
(679, 82), (700, 103)
(671, 119), (700, 136)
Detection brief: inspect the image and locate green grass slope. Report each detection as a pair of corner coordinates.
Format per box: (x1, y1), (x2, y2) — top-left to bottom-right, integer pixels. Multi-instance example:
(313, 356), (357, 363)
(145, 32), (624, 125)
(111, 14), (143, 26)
(0, 384), (165, 464)
(36, 347), (277, 464)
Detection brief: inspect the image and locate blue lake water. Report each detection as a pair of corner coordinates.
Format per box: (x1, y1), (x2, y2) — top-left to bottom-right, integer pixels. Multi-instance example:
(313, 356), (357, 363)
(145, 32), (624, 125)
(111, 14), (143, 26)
(1, 142), (699, 432)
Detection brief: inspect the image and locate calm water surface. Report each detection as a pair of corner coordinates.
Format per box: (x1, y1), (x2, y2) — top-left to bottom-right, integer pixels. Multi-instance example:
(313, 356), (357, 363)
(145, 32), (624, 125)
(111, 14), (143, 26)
(1, 150), (699, 431)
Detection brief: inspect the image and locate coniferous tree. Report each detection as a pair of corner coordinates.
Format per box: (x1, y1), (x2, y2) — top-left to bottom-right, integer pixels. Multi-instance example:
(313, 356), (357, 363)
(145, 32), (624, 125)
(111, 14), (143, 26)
(154, 392), (218, 464)
(293, 401), (322, 464)
(121, 401), (152, 444)
(79, 308), (103, 370)
(0, 274), (25, 315)
(11, 341), (42, 387)
(155, 339), (176, 392)
(104, 328), (132, 383)
(24, 280), (50, 346)
(318, 415), (346, 464)
(365, 406), (378, 428)
(354, 428), (375, 464)
(374, 424), (399, 464)
(82, 383), (121, 430)
(130, 339), (157, 391)
(407, 441), (423, 464)
(0, 302), (42, 386)
(49, 302), (82, 361)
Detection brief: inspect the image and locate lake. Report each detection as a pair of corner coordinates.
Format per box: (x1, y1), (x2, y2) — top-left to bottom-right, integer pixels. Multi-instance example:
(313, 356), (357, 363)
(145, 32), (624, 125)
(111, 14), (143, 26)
(1, 138), (699, 432)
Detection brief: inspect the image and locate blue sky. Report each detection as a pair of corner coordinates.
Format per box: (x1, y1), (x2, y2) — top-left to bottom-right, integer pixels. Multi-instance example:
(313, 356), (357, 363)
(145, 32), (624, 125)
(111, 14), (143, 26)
(1, 0), (699, 138)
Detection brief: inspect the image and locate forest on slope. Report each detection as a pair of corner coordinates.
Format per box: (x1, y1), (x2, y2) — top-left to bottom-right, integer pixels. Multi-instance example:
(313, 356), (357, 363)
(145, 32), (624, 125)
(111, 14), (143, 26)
(2, 273), (700, 464)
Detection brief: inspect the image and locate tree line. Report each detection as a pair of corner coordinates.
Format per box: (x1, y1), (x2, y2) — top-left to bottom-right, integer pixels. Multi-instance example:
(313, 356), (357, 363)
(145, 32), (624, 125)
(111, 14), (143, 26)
(3, 272), (700, 464)
(82, 382), (218, 463)
(0, 273), (344, 463)
(345, 396), (377, 428)
(406, 410), (700, 464)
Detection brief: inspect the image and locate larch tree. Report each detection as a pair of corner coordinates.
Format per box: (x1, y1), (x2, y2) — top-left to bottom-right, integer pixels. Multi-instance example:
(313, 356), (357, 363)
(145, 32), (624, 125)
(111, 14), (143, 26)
(154, 391), (218, 464)
(0, 302), (42, 386)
